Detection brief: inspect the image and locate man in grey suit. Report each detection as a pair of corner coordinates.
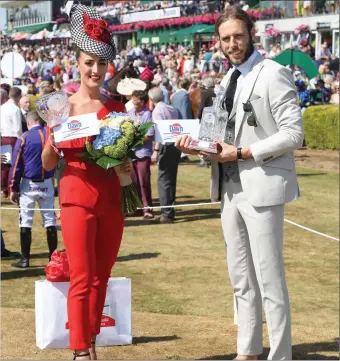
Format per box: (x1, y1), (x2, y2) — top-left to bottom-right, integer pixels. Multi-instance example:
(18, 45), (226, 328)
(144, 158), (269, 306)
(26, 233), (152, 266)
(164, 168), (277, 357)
(176, 6), (304, 361)
(172, 78), (194, 119)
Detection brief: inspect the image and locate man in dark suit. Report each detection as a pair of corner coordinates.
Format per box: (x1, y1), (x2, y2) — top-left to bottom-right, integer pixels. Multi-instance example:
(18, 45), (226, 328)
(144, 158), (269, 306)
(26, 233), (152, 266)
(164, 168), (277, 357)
(172, 78), (193, 119)
(19, 95), (30, 132)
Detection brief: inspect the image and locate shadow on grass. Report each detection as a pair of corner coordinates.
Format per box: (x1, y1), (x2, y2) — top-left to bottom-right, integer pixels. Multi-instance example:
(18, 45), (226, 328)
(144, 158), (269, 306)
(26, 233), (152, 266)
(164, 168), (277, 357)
(117, 252), (161, 262)
(30, 252), (50, 259)
(133, 335), (180, 344)
(176, 208), (220, 223)
(125, 207), (220, 226)
(199, 339), (339, 360)
(297, 173), (328, 177)
(1, 267), (45, 280)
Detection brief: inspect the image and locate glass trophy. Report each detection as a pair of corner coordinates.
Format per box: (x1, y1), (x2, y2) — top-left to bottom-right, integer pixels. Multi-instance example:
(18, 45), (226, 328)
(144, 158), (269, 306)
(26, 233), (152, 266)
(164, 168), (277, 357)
(187, 85), (226, 154)
(36, 91), (70, 126)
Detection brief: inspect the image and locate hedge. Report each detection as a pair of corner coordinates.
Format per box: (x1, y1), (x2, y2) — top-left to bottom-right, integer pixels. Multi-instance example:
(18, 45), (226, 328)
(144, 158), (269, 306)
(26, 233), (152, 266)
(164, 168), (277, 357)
(303, 105), (339, 150)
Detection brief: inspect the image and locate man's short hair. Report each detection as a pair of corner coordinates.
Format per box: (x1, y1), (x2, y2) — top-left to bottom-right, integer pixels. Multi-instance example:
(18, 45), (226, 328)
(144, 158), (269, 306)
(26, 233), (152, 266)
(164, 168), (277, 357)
(9, 87), (22, 98)
(26, 111), (42, 124)
(179, 78), (191, 90)
(161, 76), (170, 87)
(131, 90), (148, 103)
(148, 87), (164, 103)
(215, 6), (254, 38)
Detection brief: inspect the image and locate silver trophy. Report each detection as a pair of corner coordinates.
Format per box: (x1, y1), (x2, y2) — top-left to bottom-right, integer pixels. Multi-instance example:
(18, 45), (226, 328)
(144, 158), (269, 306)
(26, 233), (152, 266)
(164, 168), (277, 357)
(187, 85), (226, 154)
(36, 91), (70, 126)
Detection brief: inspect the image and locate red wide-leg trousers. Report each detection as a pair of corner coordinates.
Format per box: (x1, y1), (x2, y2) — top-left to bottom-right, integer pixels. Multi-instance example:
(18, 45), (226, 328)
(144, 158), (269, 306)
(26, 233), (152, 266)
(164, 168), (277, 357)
(61, 203), (124, 350)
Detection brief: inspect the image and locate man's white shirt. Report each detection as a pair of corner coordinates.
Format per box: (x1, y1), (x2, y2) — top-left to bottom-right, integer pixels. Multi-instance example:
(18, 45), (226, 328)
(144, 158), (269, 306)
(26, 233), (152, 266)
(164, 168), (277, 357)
(0, 99), (23, 137)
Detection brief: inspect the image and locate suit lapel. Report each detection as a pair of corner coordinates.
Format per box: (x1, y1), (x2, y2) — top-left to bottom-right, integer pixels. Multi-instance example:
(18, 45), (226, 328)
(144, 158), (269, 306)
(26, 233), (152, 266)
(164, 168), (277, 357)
(234, 55), (265, 140)
(220, 69), (234, 92)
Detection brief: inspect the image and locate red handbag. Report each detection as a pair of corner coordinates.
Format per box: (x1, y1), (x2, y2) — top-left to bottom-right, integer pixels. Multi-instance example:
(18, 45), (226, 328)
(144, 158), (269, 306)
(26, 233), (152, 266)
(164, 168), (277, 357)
(45, 250), (70, 282)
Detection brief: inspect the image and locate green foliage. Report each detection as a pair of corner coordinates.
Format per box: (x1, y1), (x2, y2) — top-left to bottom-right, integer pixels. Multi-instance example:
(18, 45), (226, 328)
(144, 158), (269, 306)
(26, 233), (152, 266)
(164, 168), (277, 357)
(103, 120), (135, 159)
(85, 138), (104, 158)
(96, 155), (124, 169)
(303, 105), (339, 150)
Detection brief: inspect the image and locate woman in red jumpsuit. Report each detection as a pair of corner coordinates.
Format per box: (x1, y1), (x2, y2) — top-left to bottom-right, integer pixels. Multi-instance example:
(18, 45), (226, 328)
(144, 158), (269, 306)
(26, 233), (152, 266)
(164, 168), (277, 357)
(42, 4), (129, 360)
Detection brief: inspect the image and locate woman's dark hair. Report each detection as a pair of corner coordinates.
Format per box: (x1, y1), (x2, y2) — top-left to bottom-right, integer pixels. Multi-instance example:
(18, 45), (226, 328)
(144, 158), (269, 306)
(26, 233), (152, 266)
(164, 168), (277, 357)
(73, 44), (108, 63)
(74, 45), (82, 61)
(131, 90), (149, 104)
(215, 6), (254, 38)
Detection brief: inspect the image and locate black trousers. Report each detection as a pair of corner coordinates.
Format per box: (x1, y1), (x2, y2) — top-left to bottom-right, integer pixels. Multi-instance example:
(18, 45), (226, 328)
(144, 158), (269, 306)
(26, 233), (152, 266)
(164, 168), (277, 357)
(157, 144), (181, 219)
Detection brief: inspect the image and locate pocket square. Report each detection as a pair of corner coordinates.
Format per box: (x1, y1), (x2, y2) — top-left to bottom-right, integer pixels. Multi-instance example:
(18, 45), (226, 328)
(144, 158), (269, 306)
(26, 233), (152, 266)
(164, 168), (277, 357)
(250, 94), (261, 101)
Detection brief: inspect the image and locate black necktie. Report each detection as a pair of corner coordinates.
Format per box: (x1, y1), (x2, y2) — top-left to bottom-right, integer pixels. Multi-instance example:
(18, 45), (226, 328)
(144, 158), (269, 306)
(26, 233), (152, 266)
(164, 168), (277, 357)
(224, 69), (241, 115)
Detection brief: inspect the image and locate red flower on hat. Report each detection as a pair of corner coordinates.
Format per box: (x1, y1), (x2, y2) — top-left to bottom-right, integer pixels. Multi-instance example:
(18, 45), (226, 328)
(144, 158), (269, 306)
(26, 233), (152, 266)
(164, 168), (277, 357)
(83, 13), (111, 44)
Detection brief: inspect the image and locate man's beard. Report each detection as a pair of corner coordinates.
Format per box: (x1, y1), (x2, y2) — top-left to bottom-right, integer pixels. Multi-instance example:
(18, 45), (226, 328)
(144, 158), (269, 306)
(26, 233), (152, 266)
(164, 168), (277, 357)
(221, 40), (254, 66)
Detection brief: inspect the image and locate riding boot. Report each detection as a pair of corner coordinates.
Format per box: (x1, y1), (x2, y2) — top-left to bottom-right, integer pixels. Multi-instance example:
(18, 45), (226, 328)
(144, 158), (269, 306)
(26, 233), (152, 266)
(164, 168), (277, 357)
(46, 226), (58, 260)
(11, 227), (32, 268)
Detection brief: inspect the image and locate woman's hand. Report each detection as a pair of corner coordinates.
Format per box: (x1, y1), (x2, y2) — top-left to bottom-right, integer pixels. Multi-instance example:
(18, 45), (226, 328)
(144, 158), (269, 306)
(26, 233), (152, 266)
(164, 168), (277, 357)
(48, 122), (61, 145)
(119, 160), (132, 174)
(175, 135), (200, 155)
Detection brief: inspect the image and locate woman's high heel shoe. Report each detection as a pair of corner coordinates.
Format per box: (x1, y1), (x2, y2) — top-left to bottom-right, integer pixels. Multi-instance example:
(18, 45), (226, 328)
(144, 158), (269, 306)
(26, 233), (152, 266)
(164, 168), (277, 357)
(73, 351), (90, 360)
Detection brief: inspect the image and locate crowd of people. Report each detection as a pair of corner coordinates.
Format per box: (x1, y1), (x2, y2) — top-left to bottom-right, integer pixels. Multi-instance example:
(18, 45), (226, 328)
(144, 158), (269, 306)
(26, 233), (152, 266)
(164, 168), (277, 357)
(96, 0), (221, 20)
(0, 2), (334, 359)
(0, 20), (339, 260)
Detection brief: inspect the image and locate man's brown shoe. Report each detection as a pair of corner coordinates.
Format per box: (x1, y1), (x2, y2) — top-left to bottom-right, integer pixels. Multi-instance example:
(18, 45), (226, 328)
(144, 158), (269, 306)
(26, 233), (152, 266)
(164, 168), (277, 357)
(154, 216), (174, 224)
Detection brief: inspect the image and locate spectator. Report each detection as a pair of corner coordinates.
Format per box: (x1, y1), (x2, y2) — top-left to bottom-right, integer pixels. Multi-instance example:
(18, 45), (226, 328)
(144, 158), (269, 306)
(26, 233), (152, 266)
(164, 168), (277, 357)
(172, 78), (194, 119)
(19, 95), (30, 132)
(148, 87), (180, 224)
(128, 90), (154, 219)
(61, 68), (70, 83)
(183, 55), (194, 74)
(154, 64), (165, 83)
(295, 79), (312, 110)
(9, 111), (57, 268)
(310, 79), (331, 104)
(330, 81), (339, 104)
(0, 87), (23, 198)
(198, 76), (215, 119)
(319, 42), (332, 61)
(1, 154), (20, 259)
(43, 69), (54, 85)
(160, 76), (172, 105)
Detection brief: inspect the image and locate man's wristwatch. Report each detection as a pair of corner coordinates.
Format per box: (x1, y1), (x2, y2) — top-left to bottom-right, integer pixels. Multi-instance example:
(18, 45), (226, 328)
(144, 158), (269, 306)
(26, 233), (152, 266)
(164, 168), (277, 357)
(237, 147), (243, 160)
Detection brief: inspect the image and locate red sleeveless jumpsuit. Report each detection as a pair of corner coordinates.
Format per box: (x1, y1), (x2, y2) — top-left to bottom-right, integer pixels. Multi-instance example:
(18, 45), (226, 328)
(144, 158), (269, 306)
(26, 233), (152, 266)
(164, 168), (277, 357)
(57, 99), (125, 350)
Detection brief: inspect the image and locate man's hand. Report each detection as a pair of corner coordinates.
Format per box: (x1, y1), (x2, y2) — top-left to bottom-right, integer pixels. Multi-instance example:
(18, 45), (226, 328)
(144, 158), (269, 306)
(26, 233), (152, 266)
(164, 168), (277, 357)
(9, 192), (19, 205)
(201, 140), (237, 163)
(175, 136), (200, 155)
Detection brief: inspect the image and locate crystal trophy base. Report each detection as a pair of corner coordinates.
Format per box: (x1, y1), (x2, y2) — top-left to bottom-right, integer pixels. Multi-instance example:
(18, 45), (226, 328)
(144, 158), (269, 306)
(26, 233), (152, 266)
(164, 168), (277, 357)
(187, 105), (219, 153)
(187, 139), (218, 153)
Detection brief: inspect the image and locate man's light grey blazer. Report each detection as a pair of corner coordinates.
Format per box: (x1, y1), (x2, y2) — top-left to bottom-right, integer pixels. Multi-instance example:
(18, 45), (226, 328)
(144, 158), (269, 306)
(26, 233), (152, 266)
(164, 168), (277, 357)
(211, 52), (304, 207)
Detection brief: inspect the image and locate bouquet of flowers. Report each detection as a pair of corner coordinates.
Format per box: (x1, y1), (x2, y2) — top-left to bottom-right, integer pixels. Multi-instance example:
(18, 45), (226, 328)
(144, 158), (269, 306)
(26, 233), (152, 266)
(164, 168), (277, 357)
(79, 112), (153, 214)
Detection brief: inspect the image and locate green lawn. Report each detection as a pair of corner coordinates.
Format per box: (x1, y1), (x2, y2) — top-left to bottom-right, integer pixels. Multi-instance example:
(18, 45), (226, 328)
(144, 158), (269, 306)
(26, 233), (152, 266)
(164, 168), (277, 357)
(1, 159), (338, 360)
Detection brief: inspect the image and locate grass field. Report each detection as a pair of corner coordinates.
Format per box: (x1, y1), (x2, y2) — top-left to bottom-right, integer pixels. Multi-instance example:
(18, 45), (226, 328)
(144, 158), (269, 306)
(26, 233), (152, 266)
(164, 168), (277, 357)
(1, 157), (339, 360)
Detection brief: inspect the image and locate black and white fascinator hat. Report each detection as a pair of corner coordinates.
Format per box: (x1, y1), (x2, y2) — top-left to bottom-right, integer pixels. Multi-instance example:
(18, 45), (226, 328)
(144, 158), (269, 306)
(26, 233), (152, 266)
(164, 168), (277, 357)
(63, 1), (116, 61)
